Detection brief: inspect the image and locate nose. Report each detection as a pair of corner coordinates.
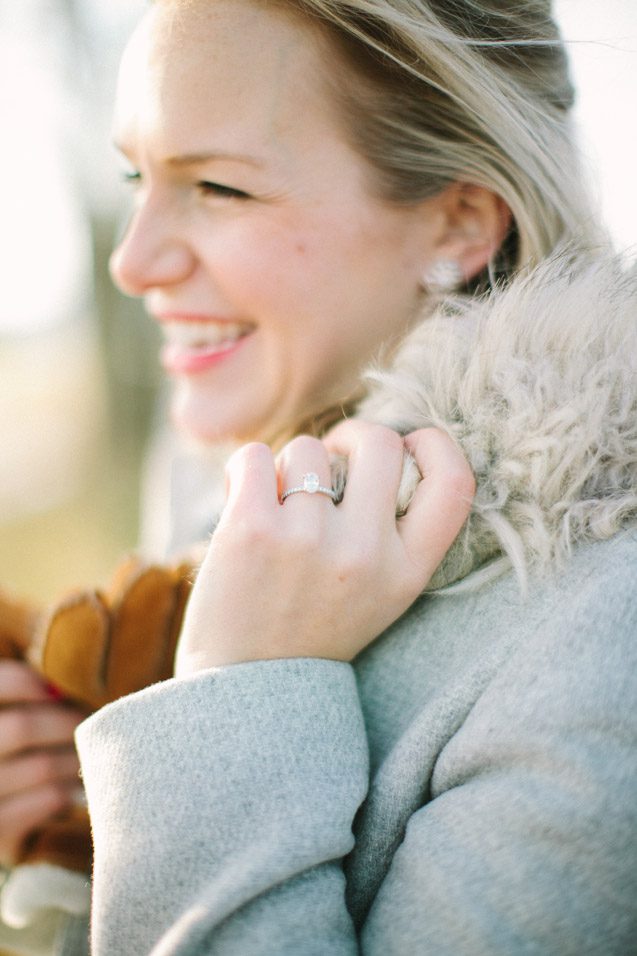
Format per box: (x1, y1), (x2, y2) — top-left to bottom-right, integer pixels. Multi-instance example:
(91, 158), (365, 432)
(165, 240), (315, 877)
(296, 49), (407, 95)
(110, 199), (196, 298)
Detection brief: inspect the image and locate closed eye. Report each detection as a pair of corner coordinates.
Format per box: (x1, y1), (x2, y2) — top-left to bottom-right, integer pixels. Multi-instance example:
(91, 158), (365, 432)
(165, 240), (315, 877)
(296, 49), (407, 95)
(198, 181), (251, 200)
(118, 170), (250, 200)
(121, 170), (142, 186)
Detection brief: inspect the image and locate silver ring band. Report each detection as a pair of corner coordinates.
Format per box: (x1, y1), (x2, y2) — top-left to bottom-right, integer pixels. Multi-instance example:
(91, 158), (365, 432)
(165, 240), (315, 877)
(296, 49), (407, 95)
(280, 472), (338, 503)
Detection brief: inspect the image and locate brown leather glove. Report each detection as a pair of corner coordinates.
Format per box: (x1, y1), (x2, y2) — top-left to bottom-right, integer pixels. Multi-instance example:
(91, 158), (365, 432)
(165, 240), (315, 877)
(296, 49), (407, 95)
(30, 556), (194, 711)
(0, 557), (195, 873)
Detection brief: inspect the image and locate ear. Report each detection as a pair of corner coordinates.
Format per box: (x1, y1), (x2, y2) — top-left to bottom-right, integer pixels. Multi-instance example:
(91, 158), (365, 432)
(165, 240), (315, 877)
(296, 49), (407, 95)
(426, 182), (512, 281)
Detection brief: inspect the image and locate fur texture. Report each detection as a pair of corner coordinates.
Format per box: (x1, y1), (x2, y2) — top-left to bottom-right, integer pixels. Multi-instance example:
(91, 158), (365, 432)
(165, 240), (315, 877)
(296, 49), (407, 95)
(352, 249), (637, 592)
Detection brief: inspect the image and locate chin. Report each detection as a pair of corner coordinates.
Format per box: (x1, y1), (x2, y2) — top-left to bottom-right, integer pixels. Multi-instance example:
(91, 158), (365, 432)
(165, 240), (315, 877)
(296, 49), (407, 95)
(170, 406), (240, 447)
(169, 385), (268, 447)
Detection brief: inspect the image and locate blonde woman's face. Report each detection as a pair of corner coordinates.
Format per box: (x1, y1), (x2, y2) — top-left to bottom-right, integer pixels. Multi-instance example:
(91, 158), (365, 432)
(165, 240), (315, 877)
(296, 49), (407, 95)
(110, 0), (437, 444)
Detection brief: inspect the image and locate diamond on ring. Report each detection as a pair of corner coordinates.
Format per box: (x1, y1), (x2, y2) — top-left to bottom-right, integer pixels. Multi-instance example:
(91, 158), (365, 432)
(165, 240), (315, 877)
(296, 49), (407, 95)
(280, 472), (338, 503)
(303, 472), (320, 493)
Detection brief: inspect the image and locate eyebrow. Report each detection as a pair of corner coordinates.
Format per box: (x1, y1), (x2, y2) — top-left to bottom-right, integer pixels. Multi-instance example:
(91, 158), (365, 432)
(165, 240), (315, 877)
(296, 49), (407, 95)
(166, 151), (265, 169)
(113, 143), (265, 170)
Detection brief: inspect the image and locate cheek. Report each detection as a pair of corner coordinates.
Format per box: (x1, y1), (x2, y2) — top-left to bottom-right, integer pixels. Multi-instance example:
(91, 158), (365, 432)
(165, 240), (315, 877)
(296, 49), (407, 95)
(203, 218), (324, 314)
(198, 206), (416, 371)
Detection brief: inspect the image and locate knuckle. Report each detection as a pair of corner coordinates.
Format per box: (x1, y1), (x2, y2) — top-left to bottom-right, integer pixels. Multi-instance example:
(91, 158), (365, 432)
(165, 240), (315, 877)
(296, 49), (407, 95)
(330, 417), (396, 440)
(283, 434), (325, 457)
(231, 441), (271, 471)
(446, 462), (476, 501)
(356, 421), (404, 454)
(376, 424), (405, 455)
(410, 428), (475, 503)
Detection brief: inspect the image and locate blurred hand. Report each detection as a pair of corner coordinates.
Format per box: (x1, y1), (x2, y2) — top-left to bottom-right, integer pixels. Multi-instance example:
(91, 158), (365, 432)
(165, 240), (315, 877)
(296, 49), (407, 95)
(0, 661), (85, 866)
(176, 423), (474, 674)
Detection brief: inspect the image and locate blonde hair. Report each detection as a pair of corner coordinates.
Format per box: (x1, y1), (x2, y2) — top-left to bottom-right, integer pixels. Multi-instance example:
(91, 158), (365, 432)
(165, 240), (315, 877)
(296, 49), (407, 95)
(269, 0), (600, 282)
(155, 0), (600, 280)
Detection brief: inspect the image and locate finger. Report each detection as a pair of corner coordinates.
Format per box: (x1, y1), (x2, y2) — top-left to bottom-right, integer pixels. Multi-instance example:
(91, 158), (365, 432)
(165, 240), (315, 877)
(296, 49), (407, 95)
(400, 428), (475, 567)
(0, 747), (80, 800)
(223, 442), (278, 515)
(0, 785), (74, 865)
(0, 704), (85, 760)
(277, 435), (334, 510)
(0, 660), (56, 705)
(323, 420), (405, 521)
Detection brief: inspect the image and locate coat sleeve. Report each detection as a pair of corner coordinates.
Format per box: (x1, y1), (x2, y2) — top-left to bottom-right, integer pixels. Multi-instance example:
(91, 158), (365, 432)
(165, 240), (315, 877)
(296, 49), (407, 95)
(360, 558), (637, 956)
(75, 658), (369, 955)
(77, 550), (637, 956)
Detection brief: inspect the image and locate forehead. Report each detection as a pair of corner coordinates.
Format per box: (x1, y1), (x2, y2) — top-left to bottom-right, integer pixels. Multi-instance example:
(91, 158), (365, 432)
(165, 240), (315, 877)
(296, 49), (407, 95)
(114, 0), (341, 160)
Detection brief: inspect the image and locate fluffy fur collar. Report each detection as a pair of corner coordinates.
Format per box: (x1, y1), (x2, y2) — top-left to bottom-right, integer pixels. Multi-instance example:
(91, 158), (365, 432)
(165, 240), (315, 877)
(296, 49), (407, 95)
(356, 249), (637, 592)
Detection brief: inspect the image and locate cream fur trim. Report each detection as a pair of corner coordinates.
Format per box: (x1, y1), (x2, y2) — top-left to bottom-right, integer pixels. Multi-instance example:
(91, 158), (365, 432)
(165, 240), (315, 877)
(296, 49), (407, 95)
(357, 249), (637, 592)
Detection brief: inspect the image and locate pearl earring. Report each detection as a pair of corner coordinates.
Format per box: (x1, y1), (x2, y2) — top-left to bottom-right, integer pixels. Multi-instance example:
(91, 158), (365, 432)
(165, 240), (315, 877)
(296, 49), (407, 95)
(422, 259), (463, 293)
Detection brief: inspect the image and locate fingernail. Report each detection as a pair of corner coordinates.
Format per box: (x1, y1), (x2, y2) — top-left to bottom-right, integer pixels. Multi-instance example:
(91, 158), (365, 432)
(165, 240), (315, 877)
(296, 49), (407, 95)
(45, 681), (64, 701)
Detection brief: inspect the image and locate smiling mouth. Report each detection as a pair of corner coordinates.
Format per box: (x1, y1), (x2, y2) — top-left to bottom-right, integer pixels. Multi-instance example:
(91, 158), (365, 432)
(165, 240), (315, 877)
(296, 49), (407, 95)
(158, 319), (254, 374)
(161, 319), (253, 349)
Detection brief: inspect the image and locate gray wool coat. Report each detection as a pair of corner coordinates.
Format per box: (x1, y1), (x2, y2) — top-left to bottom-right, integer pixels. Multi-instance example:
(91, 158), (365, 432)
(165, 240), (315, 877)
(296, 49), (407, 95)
(3, 251), (636, 954)
(78, 529), (637, 955)
(77, 251), (637, 955)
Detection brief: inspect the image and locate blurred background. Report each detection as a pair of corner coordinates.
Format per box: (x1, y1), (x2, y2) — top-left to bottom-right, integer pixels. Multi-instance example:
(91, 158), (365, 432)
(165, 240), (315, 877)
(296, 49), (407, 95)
(0, 0), (153, 601)
(0, 0), (635, 604)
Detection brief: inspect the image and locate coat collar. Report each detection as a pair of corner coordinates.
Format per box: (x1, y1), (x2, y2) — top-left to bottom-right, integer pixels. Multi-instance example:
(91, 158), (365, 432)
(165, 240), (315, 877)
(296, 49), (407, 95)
(357, 249), (637, 591)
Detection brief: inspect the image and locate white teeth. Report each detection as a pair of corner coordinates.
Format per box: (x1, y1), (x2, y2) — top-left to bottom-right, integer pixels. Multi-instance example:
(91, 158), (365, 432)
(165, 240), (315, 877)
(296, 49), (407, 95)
(162, 321), (248, 348)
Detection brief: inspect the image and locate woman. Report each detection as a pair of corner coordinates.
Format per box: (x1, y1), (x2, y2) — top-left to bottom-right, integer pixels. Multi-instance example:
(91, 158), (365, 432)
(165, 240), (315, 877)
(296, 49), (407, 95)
(3, 0), (637, 953)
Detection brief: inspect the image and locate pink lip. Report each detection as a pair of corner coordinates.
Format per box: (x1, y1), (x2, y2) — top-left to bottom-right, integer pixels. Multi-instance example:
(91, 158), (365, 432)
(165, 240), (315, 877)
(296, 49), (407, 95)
(160, 337), (248, 374)
(150, 310), (254, 375)
(151, 311), (239, 325)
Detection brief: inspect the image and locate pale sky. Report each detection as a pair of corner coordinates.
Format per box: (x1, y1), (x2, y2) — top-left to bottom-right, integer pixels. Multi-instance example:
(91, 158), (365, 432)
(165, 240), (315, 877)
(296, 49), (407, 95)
(555, 0), (637, 253)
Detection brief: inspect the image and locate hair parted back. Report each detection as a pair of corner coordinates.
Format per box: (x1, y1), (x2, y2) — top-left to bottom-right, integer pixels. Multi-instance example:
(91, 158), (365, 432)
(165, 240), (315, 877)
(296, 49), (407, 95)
(157, 0), (600, 283)
(284, 0), (598, 280)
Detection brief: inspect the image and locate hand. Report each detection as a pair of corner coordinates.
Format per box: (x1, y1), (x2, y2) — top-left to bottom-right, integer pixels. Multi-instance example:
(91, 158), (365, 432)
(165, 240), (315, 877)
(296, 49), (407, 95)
(176, 423), (474, 674)
(0, 661), (85, 866)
